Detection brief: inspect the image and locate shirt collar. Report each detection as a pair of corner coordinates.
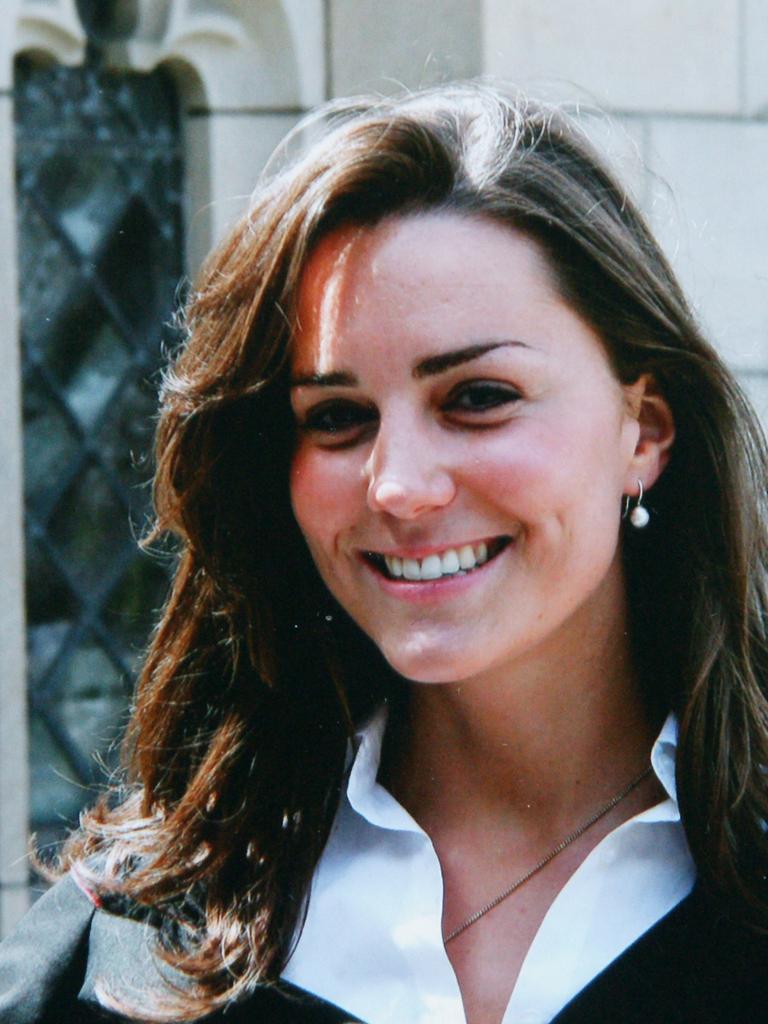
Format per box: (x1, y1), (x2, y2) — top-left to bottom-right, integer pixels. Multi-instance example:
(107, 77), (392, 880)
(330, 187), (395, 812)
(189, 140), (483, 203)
(346, 705), (425, 833)
(650, 710), (679, 803)
(346, 706), (681, 831)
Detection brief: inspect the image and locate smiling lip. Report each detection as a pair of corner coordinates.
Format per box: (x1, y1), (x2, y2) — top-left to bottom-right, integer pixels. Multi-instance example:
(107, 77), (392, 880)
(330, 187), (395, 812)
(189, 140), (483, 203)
(362, 536), (512, 583)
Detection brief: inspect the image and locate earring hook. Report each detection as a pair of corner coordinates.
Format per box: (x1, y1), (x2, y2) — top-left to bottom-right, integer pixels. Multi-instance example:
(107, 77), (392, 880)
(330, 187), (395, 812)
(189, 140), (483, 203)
(627, 478), (649, 528)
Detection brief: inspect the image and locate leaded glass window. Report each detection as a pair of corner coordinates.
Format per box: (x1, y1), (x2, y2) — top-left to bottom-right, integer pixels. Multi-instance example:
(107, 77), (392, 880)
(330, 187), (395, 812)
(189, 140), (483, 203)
(14, 54), (184, 845)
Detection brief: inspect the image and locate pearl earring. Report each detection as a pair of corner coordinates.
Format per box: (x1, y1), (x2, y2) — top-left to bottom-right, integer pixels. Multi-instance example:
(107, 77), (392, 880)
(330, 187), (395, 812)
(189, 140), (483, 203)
(626, 479), (650, 528)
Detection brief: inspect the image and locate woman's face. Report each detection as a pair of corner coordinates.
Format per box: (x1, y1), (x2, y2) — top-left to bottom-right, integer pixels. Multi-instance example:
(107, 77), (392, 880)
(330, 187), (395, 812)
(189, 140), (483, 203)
(289, 213), (649, 685)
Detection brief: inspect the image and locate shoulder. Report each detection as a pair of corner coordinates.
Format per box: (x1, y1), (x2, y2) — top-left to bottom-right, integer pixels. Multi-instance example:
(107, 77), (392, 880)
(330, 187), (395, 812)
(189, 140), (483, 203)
(0, 873), (96, 1022)
(0, 873), (363, 1023)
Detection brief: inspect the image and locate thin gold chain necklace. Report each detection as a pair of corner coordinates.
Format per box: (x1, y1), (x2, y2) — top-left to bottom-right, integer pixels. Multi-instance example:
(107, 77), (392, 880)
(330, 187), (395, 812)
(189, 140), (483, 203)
(444, 763), (653, 944)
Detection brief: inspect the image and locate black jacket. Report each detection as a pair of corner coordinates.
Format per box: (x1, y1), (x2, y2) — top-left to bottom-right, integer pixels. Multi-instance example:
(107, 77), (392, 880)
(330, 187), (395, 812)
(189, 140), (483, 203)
(1, 874), (767, 1023)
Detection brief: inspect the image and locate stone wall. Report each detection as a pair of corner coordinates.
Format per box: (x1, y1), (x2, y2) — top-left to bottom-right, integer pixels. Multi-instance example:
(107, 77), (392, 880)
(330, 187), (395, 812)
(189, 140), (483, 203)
(483, 0), (768, 413)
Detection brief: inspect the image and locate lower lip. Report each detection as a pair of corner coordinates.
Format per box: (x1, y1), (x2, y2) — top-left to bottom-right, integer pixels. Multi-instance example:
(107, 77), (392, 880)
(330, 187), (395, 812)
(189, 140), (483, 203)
(363, 548), (508, 603)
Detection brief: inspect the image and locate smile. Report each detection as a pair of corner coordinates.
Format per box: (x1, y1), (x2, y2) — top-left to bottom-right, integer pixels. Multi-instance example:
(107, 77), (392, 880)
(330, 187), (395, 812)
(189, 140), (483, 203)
(364, 537), (511, 582)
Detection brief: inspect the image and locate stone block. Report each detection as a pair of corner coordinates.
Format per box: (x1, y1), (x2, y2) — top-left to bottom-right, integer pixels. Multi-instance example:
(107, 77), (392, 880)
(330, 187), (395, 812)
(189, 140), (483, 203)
(645, 118), (768, 371)
(184, 111), (300, 274)
(329, 0), (482, 97)
(744, 0), (768, 115)
(483, 0), (741, 116)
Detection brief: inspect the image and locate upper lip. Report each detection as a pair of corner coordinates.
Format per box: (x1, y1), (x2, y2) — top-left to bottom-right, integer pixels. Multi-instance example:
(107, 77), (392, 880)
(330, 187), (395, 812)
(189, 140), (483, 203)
(360, 535), (509, 560)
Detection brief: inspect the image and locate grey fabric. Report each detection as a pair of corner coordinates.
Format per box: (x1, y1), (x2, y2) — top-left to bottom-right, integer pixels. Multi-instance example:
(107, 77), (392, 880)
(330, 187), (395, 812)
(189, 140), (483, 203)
(0, 876), (94, 1023)
(81, 886), (186, 1013)
(0, 875), (361, 1023)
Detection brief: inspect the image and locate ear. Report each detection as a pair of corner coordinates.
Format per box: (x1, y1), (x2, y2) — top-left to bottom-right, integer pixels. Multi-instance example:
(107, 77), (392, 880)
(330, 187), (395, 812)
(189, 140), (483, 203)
(621, 374), (675, 494)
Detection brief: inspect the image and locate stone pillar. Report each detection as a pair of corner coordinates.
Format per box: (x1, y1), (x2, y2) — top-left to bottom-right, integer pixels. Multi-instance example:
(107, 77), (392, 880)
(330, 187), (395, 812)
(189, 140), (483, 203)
(0, 88), (30, 936)
(0, 0), (86, 935)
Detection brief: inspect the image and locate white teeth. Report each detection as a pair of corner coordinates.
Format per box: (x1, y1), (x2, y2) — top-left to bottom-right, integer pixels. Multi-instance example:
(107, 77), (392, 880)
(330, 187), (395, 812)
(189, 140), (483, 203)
(440, 549), (460, 574)
(458, 545), (477, 570)
(402, 558), (421, 580)
(420, 554), (443, 580)
(379, 542), (498, 581)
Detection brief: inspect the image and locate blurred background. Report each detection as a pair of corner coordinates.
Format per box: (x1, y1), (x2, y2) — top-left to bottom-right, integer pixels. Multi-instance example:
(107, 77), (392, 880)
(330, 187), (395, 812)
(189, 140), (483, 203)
(1, 0), (767, 934)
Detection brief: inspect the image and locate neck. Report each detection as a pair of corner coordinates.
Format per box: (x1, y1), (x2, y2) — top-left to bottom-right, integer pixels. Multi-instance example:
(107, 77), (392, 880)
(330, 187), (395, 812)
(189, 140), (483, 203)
(382, 575), (659, 837)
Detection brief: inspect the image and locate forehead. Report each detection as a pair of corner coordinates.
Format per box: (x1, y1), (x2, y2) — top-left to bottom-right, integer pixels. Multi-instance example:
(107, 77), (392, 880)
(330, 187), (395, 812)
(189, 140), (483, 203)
(291, 212), (602, 375)
(297, 213), (556, 310)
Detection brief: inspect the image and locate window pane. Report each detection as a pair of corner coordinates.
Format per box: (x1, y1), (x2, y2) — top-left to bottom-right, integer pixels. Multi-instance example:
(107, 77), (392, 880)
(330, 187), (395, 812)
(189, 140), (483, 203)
(15, 56), (184, 841)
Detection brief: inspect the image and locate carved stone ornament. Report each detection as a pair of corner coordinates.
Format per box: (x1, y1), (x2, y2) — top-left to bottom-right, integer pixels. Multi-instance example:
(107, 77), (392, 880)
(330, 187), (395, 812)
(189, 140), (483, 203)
(6, 0), (325, 108)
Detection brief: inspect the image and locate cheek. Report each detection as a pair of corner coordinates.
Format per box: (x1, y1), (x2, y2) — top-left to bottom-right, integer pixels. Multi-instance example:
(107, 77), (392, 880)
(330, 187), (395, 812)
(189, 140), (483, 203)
(468, 424), (579, 511)
(289, 447), (361, 545)
(470, 420), (625, 556)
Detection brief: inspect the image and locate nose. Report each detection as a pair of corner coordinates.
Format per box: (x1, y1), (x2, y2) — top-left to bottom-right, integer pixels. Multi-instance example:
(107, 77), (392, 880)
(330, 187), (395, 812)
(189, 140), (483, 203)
(364, 415), (456, 519)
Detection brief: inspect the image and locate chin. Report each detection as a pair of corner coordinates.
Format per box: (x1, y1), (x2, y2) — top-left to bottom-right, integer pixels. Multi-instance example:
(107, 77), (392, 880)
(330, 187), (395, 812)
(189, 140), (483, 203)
(379, 636), (486, 686)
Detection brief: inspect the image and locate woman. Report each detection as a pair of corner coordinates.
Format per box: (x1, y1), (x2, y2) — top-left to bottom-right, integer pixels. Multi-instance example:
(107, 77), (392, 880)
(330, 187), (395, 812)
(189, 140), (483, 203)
(2, 83), (768, 1024)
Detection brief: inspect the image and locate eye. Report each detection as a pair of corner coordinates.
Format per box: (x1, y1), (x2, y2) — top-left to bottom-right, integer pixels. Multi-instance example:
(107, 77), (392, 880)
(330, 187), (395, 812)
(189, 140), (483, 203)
(298, 399), (377, 444)
(445, 380), (521, 417)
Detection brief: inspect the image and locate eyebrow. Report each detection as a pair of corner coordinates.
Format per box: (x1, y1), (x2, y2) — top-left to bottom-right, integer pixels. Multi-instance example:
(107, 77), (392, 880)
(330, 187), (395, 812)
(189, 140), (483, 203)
(290, 340), (530, 389)
(290, 369), (357, 388)
(412, 340), (530, 379)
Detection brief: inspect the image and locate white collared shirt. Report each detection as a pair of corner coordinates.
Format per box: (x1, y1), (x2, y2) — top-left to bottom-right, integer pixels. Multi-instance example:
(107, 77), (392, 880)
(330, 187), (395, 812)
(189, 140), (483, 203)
(283, 710), (695, 1024)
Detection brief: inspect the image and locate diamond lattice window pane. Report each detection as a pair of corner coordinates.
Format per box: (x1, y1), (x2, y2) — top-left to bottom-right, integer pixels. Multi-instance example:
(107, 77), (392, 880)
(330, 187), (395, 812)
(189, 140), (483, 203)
(36, 151), (128, 259)
(15, 54), (184, 836)
(17, 206), (82, 346)
(100, 374), (158, 489)
(29, 716), (88, 834)
(63, 321), (133, 431)
(25, 542), (79, 643)
(31, 289), (133, 430)
(97, 197), (176, 333)
(47, 462), (133, 593)
(23, 373), (81, 512)
(103, 556), (171, 667)
(55, 636), (127, 762)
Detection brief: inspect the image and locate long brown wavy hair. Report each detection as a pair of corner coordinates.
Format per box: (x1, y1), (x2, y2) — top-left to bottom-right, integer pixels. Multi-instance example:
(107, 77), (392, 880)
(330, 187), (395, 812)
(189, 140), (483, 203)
(58, 83), (768, 1019)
